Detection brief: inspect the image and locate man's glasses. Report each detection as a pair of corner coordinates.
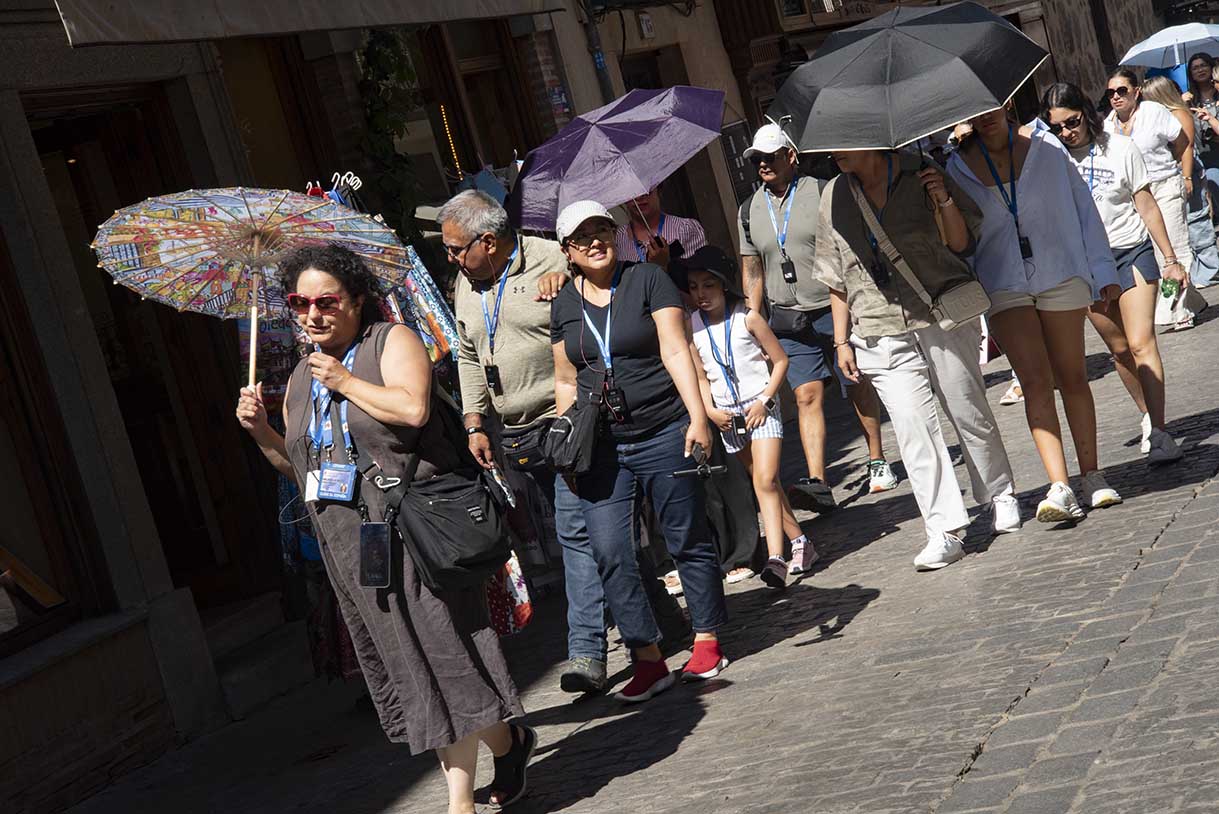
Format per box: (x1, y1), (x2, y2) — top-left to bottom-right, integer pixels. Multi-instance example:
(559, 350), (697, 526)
(443, 234), (481, 260)
(287, 293), (344, 314)
(749, 151), (782, 166)
(1105, 86), (1133, 99)
(566, 225), (615, 249)
(1046, 114), (1083, 135)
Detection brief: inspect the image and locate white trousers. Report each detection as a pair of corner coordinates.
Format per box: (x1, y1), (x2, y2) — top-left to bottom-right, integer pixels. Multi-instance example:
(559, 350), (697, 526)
(916, 319), (1016, 505)
(851, 331), (970, 538)
(1150, 174), (1195, 273)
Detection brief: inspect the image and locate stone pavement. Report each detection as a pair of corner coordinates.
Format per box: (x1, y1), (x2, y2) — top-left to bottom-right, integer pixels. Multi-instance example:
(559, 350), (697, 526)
(69, 290), (1219, 814)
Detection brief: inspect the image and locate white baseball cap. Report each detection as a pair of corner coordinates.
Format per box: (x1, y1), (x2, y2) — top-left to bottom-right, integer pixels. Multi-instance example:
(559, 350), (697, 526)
(556, 200), (614, 244)
(743, 123), (796, 158)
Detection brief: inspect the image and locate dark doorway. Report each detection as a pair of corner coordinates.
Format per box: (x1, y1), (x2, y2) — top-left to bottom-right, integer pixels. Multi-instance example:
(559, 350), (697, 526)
(25, 86), (282, 610)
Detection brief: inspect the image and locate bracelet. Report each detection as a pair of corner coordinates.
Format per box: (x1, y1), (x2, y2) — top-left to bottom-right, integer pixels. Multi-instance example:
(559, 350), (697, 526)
(465, 426), (488, 436)
(833, 338), (851, 347)
(938, 196), (956, 208)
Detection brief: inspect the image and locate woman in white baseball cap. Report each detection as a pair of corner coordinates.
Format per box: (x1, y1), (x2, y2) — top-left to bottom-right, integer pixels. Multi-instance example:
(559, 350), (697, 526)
(550, 200), (730, 703)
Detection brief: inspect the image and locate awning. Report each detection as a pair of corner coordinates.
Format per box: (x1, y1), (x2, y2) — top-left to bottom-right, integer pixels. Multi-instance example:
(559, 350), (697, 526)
(54, 0), (566, 47)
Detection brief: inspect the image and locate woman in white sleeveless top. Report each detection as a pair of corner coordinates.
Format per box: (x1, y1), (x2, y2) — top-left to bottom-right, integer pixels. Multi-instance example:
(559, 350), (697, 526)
(684, 247), (813, 590)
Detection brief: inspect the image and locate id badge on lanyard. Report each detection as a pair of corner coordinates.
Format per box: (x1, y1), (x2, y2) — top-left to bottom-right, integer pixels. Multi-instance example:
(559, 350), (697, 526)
(308, 342), (360, 503)
(481, 244), (518, 396)
(766, 178), (799, 283)
(978, 126), (1033, 261)
(705, 310), (747, 438)
(580, 267), (628, 423)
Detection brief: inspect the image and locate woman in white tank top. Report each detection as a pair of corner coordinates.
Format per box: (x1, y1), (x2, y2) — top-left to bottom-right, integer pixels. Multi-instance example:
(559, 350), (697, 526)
(683, 247), (814, 590)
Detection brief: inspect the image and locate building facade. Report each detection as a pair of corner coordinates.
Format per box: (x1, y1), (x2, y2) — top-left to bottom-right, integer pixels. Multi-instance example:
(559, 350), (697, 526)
(715, 0), (1163, 131)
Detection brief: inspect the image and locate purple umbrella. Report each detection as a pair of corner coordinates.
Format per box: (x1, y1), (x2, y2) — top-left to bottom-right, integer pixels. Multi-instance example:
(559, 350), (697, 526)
(508, 85), (725, 232)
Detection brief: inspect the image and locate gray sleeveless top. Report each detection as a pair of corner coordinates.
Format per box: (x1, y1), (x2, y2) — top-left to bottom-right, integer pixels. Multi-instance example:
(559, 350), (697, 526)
(285, 322), (460, 537)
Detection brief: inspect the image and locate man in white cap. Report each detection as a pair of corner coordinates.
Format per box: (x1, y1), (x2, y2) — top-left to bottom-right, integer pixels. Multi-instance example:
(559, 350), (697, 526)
(441, 190), (687, 695)
(738, 123), (896, 512)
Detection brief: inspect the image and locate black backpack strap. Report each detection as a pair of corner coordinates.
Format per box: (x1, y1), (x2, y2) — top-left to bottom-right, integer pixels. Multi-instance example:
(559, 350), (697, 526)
(738, 195), (753, 245)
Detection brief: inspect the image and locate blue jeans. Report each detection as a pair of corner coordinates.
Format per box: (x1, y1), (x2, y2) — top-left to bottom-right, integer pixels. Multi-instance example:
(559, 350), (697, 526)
(1188, 172), (1219, 287)
(529, 468), (607, 661)
(576, 421), (727, 649)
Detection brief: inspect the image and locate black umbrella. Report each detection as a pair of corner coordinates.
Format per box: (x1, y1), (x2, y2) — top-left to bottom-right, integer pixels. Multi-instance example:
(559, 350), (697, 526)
(768, 1), (1048, 152)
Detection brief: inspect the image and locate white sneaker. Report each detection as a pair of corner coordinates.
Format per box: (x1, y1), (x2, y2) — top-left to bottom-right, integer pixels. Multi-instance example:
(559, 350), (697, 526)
(1139, 412), (1152, 454)
(789, 538), (819, 575)
(1081, 471), (1123, 509)
(868, 459), (899, 493)
(913, 532), (966, 571)
(1036, 482), (1085, 523)
(1146, 427), (1183, 465)
(725, 568), (755, 585)
(991, 493), (1022, 534)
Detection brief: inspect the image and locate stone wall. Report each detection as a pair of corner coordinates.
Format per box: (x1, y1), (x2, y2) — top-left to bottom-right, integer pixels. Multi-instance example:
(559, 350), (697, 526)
(1042, 0), (1162, 97)
(1, 623), (175, 813)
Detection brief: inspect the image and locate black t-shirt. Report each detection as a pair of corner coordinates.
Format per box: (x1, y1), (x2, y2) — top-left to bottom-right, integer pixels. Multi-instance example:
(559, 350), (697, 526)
(550, 262), (687, 441)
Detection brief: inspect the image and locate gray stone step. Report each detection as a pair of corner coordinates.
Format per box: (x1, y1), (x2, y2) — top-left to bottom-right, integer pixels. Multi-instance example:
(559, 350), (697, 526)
(202, 592), (285, 661)
(215, 620), (313, 720)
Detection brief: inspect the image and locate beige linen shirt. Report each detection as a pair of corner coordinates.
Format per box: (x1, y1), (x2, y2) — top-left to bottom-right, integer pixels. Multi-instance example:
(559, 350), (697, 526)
(454, 235), (569, 430)
(813, 154), (984, 339)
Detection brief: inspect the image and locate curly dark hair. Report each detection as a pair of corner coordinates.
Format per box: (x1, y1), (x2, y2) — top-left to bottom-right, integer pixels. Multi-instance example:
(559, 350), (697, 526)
(277, 243), (383, 324)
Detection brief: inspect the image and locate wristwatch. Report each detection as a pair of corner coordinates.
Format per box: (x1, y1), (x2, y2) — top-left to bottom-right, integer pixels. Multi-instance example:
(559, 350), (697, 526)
(466, 426), (487, 436)
(763, 395), (777, 411)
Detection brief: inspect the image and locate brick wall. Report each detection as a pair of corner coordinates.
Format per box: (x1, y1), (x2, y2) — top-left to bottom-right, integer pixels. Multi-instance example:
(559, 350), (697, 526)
(0, 624), (175, 814)
(517, 30), (574, 141)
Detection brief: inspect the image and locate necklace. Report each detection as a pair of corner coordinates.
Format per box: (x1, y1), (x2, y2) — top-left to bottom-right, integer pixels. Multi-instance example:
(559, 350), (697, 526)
(1117, 109), (1135, 137)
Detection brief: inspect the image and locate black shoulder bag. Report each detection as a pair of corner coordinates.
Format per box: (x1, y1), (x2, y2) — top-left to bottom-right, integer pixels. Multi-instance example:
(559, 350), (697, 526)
(356, 389), (511, 593)
(542, 394), (599, 476)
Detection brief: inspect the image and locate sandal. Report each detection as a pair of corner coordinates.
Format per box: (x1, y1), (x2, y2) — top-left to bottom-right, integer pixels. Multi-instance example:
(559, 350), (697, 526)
(488, 723), (537, 809)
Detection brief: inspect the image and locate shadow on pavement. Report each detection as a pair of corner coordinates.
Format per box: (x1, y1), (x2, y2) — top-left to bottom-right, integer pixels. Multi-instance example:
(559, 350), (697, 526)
(500, 698), (708, 813)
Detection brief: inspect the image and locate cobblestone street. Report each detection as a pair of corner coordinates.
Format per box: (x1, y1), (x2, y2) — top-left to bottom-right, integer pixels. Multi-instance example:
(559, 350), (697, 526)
(70, 290), (1219, 814)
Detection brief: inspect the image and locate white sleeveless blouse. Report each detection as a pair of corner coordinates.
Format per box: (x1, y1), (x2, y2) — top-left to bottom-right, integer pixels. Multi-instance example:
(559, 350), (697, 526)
(691, 306), (771, 406)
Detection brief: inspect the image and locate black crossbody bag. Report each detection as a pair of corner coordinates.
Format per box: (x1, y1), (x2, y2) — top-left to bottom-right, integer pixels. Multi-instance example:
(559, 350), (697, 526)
(501, 418), (553, 471)
(355, 389), (511, 593)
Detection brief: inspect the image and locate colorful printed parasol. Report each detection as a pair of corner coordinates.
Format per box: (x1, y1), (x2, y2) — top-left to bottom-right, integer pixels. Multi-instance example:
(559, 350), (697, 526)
(91, 186), (415, 386)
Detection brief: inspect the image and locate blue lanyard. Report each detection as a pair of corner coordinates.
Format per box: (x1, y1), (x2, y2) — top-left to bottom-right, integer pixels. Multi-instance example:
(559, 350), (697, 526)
(764, 176), (799, 257)
(480, 242), (518, 356)
(635, 213), (665, 261)
(1085, 144), (1097, 191)
(978, 125), (1019, 230)
(579, 264), (624, 374)
(865, 155), (896, 255)
(704, 308), (741, 404)
(308, 342), (360, 454)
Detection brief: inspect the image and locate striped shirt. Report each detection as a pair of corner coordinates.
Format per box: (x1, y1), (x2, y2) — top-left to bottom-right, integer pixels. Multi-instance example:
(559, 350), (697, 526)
(614, 213), (708, 263)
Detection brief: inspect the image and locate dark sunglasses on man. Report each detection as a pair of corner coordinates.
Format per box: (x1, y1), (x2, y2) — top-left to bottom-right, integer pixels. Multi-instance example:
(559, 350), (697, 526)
(749, 150), (785, 167)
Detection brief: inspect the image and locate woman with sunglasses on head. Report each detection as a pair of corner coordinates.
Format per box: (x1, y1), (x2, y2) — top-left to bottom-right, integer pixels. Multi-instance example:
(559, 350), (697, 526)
(235, 244), (535, 814)
(550, 200), (729, 704)
(1043, 82), (1186, 466)
(1141, 75), (1219, 299)
(948, 108), (1123, 523)
(1104, 70), (1196, 292)
(817, 149), (1018, 570)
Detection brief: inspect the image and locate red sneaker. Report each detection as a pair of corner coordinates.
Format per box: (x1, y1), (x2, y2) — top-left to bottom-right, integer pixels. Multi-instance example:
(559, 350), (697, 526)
(613, 658), (675, 704)
(682, 640), (729, 682)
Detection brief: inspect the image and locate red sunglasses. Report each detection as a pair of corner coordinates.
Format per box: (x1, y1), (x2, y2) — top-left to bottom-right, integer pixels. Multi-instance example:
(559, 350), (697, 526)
(286, 292), (344, 314)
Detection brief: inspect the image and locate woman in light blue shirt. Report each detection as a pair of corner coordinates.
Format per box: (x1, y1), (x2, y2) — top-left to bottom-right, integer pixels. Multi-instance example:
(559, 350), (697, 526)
(948, 108), (1122, 525)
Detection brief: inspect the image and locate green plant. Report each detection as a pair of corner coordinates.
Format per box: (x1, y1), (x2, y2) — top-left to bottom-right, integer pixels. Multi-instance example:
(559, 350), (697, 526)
(358, 28), (436, 267)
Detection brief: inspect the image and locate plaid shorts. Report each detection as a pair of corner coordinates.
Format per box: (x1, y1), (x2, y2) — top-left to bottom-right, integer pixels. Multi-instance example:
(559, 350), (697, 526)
(718, 397), (784, 454)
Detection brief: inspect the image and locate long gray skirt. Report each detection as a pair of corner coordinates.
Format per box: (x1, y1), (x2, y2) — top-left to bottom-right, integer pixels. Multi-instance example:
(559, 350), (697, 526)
(318, 510), (523, 754)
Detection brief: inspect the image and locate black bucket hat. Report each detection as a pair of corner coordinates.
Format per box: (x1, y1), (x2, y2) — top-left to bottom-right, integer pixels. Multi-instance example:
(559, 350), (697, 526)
(672, 245), (741, 296)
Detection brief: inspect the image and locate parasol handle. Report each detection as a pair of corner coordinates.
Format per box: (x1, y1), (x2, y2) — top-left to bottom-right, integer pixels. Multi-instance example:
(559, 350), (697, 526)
(248, 233), (262, 389)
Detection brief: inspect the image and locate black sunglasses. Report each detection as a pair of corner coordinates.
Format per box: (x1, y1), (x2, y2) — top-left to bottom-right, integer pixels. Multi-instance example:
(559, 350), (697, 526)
(749, 150), (785, 166)
(1105, 86), (1133, 99)
(1046, 114), (1084, 135)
